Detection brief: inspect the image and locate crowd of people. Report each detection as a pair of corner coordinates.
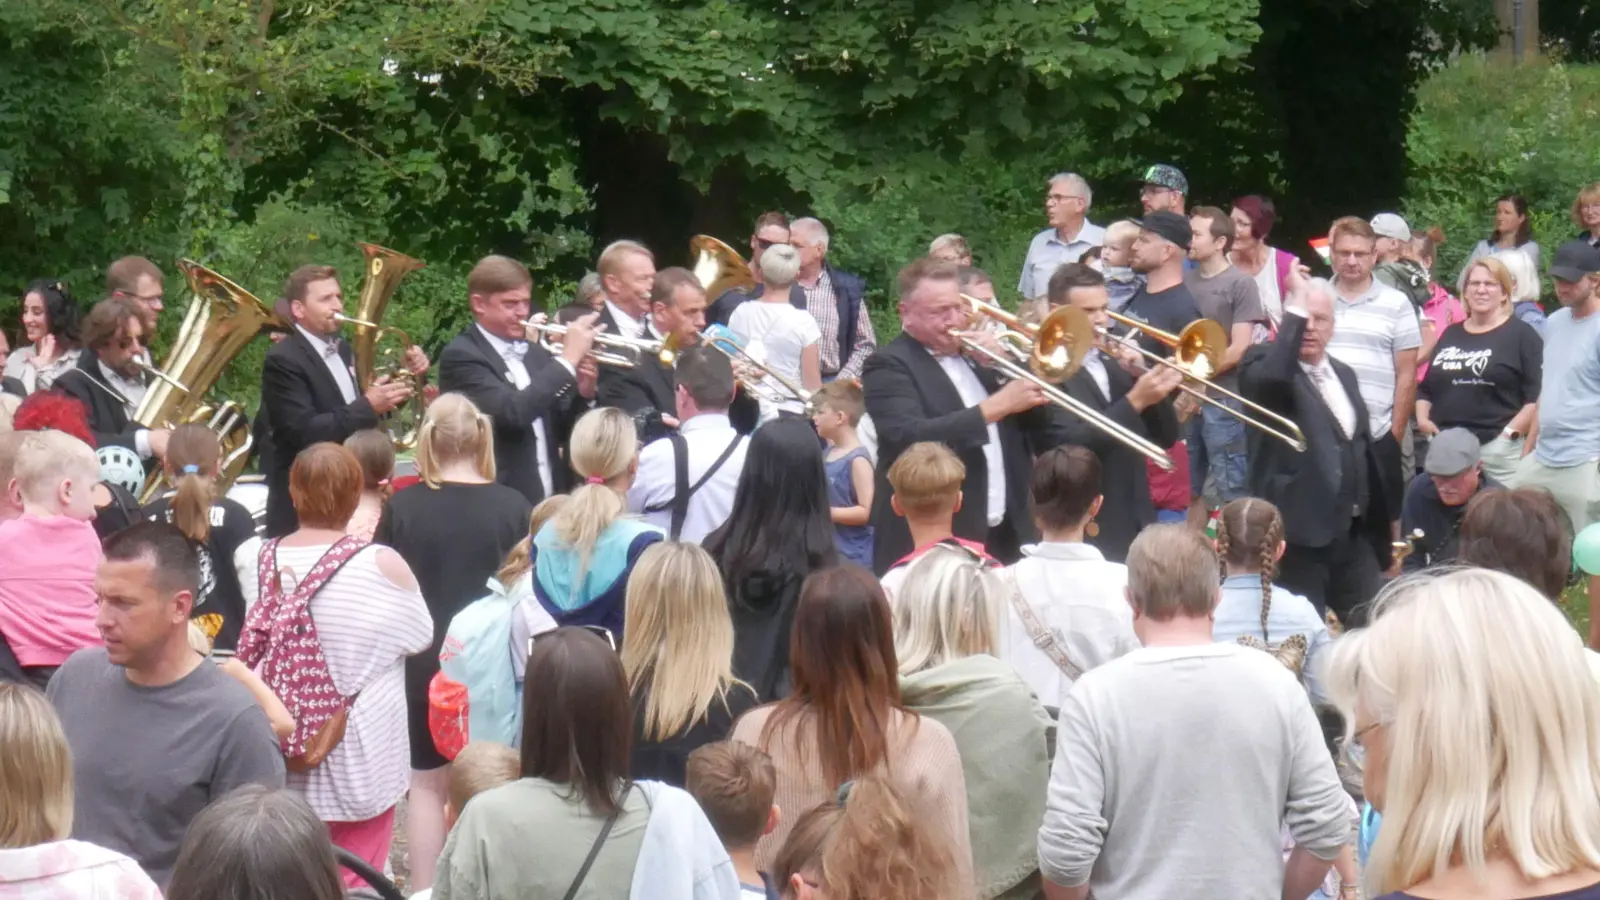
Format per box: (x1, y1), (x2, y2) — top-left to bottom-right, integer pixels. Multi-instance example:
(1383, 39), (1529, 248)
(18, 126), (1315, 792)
(2, 172), (1600, 900)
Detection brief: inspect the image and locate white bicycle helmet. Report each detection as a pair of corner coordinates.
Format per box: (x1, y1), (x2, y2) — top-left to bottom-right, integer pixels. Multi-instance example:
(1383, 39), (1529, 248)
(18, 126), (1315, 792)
(96, 445), (145, 495)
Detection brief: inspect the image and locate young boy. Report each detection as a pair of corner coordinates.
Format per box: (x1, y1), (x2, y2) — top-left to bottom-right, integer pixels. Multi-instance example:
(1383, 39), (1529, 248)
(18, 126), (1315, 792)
(811, 381), (874, 569)
(0, 430), (105, 686)
(1101, 219), (1146, 312)
(685, 741), (781, 900)
(879, 441), (999, 600)
(410, 742), (522, 900)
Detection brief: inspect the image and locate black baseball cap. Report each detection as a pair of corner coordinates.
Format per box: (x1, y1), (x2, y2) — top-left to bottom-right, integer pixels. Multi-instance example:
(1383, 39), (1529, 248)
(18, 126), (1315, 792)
(1133, 210), (1192, 251)
(1550, 240), (1600, 283)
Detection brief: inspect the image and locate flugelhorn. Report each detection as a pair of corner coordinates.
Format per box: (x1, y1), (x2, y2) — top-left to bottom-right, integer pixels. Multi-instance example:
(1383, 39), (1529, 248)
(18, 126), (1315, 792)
(1098, 310), (1308, 452)
(955, 294), (1174, 470)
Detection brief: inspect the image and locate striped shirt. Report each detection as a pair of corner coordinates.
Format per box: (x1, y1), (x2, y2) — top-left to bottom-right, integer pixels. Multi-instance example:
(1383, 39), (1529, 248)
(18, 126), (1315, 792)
(1325, 279), (1421, 438)
(800, 269), (877, 378)
(274, 543), (433, 822)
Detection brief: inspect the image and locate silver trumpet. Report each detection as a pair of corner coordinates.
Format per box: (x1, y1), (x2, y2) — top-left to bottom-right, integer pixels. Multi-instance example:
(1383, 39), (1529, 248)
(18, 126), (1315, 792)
(521, 321), (672, 369)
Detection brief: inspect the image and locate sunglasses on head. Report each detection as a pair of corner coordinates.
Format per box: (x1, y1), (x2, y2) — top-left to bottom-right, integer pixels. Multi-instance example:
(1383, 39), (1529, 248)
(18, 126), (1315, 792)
(528, 624), (617, 657)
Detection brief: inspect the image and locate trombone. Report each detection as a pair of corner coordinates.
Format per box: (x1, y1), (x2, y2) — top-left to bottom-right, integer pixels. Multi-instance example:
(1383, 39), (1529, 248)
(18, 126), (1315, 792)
(956, 294), (1174, 470)
(698, 325), (813, 408)
(1098, 311), (1308, 452)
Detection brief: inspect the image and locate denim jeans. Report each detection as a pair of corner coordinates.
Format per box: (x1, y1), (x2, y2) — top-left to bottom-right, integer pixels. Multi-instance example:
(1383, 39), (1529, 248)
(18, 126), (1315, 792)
(1187, 396), (1249, 506)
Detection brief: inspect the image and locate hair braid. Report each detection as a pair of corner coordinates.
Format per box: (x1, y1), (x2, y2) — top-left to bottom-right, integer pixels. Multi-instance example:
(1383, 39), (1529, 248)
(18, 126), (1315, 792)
(1258, 510), (1282, 641)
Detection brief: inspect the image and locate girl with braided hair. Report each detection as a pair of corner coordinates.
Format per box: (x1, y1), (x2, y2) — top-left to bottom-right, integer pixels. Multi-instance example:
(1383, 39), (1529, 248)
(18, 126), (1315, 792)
(1212, 497), (1333, 706)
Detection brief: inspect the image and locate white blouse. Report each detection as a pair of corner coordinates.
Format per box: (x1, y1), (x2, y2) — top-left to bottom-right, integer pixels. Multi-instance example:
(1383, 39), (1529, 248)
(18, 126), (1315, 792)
(3, 344), (81, 395)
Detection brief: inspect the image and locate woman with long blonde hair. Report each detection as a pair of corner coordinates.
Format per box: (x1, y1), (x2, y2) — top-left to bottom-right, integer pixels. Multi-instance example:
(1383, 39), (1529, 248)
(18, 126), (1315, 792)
(527, 407), (661, 641)
(0, 683), (160, 897)
(374, 392), (531, 891)
(623, 542), (757, 786)
(1329, 568), (1600, 899)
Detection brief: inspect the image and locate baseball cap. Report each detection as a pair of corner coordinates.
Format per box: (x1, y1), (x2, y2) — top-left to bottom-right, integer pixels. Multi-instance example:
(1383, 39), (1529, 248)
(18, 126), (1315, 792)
(1424, 428), (1481, 478)
(1549, 240), (1600, 283)
(1141, 164), (1188, 195)
(1133, 210), (1192, 251)
(1370, 213), (1412, 242)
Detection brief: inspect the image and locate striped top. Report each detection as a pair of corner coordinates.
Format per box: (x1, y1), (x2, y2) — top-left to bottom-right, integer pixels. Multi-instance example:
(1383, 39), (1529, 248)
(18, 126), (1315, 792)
(1325, 279), (1422, 438)
(273, 542), (433, 822)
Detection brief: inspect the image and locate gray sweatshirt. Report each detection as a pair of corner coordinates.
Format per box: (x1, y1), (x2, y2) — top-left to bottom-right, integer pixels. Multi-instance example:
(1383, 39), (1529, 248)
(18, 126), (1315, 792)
(1037, 642), (1347, 900)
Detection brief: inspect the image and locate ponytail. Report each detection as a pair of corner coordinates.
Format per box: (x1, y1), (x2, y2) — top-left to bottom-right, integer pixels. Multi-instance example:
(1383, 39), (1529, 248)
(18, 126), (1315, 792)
(552, 409), (637, 594)
(164, 424), (221, 543)
(415, 393), (496, 488)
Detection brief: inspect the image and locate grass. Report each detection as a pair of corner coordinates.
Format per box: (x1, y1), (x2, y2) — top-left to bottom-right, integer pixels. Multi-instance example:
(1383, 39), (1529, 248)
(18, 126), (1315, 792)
(1565, 579), (1592, 639)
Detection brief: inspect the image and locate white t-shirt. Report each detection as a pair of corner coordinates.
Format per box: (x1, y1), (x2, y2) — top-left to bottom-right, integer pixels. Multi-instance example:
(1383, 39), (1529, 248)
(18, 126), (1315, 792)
(728, 301), (821, 419)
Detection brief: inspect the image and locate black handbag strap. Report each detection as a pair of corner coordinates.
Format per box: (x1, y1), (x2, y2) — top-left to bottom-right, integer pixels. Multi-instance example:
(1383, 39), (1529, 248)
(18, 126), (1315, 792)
(643, 432), (744, 540)
(562, 805), (622, 900)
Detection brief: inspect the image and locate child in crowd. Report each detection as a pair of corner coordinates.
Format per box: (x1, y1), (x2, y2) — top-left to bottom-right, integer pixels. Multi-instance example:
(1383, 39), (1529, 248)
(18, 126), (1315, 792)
(1100, 220), (1146, 312)
(0, 430), (104, 687)
(344, 428), (396, 542)
(878, 441), (998, 601)
(409, 741), (522, 900)
(811, 380), (874, 569)
(686, 741), (782, 900)
(186, 622), (296, 741)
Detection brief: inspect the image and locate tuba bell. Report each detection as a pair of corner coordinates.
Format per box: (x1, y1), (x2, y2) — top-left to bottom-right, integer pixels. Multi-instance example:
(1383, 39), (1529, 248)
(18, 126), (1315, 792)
(689, 235), (757, 300)
(345, 242), (426, 450)
(135, 261), (287, 502)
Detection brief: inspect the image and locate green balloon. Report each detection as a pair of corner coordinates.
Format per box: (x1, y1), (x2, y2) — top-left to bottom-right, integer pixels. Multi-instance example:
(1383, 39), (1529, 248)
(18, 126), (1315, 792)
(1574, 523), (1600, 576)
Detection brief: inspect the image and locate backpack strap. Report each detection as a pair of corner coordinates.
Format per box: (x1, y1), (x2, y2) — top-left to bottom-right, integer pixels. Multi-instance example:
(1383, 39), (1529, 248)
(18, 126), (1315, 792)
(999, 568), (1084, 682)
(288, 536), (370, 602)
(643, 433), (744, 540)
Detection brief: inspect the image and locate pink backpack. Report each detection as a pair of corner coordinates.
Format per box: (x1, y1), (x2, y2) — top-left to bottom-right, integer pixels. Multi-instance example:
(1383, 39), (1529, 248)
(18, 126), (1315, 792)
(237, 536), (367, 772)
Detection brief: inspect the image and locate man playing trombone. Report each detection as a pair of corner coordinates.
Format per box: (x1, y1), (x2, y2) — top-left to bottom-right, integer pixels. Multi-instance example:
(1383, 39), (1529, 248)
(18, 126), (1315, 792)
(1046, 264), (1185, 562)
(438, 255), (600, 505)
(863, 257), (1061, 571)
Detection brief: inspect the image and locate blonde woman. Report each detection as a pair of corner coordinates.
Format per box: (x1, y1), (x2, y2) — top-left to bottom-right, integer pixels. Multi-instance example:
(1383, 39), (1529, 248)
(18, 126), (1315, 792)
(1329, 568), (1600, 899)
(1494, 246), (1548, 335)
(528, 407), (662, 641)
(0, 683), (161, 898)
(623, 542), (758, 786)
(893, 546), (1054, 900)
(374, 392), (531, 891)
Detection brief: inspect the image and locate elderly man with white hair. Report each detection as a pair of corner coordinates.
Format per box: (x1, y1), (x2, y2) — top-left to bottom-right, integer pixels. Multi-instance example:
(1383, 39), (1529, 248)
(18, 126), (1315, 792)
(1238, 275), (1394, 627)
(788, 216), (876, 381)
(1019, 172), (1105, 301)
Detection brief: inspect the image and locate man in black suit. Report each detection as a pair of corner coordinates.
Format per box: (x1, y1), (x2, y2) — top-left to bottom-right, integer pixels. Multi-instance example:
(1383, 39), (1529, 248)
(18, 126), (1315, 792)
(259, 265), (418, 537)
(593, 240), (656, 341)
(54, 297), (171, 461)
(1046, 264), (1184, 562)
(438, 255), (600, 505)
(863, 257), (1060, 572)
(1239, 277), (1392, 626)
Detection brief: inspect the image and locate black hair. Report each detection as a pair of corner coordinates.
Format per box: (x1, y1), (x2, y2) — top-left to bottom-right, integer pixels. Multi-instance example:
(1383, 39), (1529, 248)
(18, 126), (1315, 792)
(102, 521), (201, 597)
(704, 416), (838, 608)
(674, 345), (736, 410)
(1046, 262), (1106, 307)
(21, 279), (82, 344)
(1493, 193), (1534, 247)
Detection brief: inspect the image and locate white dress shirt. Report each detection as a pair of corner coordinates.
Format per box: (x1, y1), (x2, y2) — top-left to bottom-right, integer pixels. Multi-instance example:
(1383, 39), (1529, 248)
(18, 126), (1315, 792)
(295, 325), (358, 404)
(98, 360), (154, 458)
(478, 325), (573, 498)
(934, 354), (1005, 527)
(1300, 357), (1356, 441)
(1081, 350), (1112, 402)
(626, 413), (749, 543)
(604, 298), (646, 340)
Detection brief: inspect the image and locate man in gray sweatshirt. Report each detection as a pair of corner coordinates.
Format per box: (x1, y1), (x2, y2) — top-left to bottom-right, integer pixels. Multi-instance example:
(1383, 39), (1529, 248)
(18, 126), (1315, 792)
(1037, 524), (1348, 900)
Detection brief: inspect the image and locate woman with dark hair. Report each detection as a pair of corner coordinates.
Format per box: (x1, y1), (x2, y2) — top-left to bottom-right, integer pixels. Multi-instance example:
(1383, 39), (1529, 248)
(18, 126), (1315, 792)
(704, 416), (838, 701)
(3, 280), (81, 396)
(165, 786), (343, 900)
(1228, 195), (1298, 334)
(731, 566), (972, 892)
(433, 627), (739, 900)
(1458, 193), (1541, 290)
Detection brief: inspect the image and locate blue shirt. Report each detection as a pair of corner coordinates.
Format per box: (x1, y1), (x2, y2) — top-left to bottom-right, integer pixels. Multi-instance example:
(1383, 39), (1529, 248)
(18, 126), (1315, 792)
(1212, 574), (1333, 706)
(1535, 306), (1600, 467)
(1018, 222), (1107, 300)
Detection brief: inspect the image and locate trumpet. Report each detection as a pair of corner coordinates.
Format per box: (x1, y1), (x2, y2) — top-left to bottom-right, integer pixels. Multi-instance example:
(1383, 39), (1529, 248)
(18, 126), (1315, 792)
(521, 320), (675, 369)
(699, 324), (813, 408)
(956, 294), (1174, 470)
(1098, 310), (1308, 452)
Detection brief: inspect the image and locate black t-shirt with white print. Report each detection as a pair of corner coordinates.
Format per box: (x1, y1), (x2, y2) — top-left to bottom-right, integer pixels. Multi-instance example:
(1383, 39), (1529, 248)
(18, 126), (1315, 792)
(142, 494), (258, 651)
(1417, 317), (1543, 443)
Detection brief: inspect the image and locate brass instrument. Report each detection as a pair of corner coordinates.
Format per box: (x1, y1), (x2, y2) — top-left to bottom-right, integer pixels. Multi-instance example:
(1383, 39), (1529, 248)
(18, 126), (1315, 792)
(699, 325), (812, 408)
(955, 294), (1174, 470)
(134, 261), (288, 502)
(1392, 528), (1426, 563)
(345, 242), (426, 450)
(689, 235), (757, 300)
(1099, 310), (1309, 452)
(521, 320), (674, 369)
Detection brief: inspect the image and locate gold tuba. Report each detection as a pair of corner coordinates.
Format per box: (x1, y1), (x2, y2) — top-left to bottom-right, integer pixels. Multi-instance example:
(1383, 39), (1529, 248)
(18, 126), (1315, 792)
(345, 242), (426, 449)
(135, 261), (287, 502)
(689, 235), (756, 300)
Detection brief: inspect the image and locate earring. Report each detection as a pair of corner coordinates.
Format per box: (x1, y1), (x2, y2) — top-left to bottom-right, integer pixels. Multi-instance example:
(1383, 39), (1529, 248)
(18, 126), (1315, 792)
(1086, 519), (1099, 538)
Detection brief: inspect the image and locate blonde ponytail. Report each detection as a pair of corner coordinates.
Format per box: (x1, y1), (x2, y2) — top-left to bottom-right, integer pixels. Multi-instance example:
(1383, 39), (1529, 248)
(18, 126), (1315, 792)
(552, 408), (637, 590)
(415, 392), (497, 488)
(164, 424), (221, 543)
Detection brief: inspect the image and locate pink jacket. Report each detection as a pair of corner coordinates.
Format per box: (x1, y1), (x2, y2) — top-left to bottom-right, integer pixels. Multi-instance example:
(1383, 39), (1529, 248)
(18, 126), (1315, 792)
(1418, 283), (1466, 381)
(0, 516), (103, 667)
(0, 840), (160, 900)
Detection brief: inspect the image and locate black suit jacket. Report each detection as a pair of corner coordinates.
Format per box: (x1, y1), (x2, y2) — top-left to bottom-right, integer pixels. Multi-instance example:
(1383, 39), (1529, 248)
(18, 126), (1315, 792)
(1239, 313), (1393, 565)
(437, 326), (587, 505)
(260, 330), (378, 537)
(1056, 354), (1180, 562)
(54, 350), (143, 453)
(862, 334), (1059, 573)
(595, 341), (760, 440)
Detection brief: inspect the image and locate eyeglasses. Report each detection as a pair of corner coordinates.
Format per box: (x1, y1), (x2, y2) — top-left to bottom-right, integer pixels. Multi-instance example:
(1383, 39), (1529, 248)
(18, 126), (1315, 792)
(754, 237), (779, 250)
(1046, 193), (1085, 204)
(1343, 721), (1381, 771)
(528, 624), (617, 657)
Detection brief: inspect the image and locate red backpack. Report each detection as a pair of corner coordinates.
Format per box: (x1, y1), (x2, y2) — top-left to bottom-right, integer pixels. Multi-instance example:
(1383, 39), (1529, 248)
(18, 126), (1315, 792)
(236, 536), (367, 772)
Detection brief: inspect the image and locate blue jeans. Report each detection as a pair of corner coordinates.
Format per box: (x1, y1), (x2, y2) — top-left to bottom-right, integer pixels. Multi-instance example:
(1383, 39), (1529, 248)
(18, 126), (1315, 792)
(1187, 396), (1249, 506)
